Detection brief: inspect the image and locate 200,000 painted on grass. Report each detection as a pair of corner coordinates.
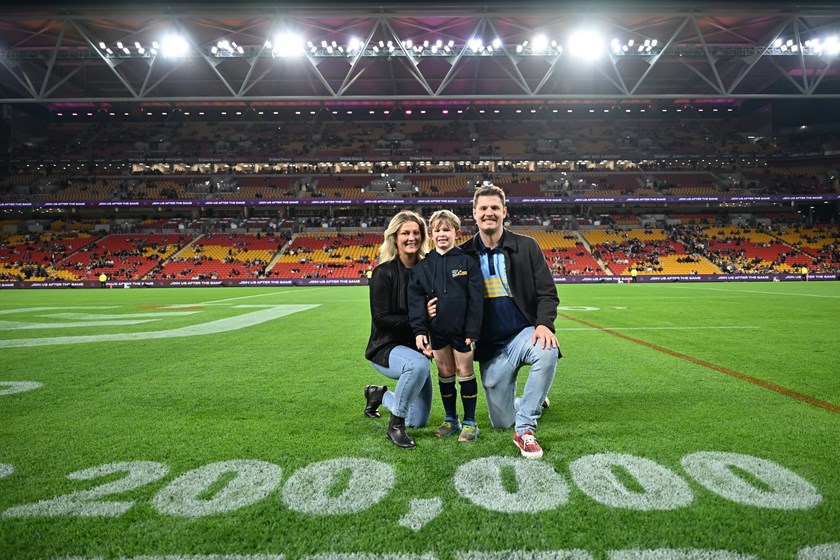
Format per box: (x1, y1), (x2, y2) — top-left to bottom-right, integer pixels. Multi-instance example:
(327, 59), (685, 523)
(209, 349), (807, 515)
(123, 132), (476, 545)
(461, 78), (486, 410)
(0, 451), (822, 520)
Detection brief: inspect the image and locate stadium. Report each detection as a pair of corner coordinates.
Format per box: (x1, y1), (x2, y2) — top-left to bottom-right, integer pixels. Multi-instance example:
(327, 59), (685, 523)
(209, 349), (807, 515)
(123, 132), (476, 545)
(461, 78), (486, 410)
(1, 1), (839, 559)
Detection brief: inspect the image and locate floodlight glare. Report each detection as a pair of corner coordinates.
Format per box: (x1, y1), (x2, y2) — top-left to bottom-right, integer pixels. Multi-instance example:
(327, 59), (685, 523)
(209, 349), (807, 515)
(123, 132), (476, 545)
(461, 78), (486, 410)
(272, 33), (304, 57)
(161, 35), (189, 58)
(532, 35), (549, 52)
(569, 30), (605, 60)
(825, 35), (840, 55)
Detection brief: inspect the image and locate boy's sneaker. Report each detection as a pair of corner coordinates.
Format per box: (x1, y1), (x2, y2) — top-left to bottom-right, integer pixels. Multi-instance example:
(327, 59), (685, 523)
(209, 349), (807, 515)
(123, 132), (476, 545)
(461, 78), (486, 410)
(541, 397), (550, 410)
(458, 424), (479, 443)
(434, 419), (461, 437)
(513, 430), (543, 459)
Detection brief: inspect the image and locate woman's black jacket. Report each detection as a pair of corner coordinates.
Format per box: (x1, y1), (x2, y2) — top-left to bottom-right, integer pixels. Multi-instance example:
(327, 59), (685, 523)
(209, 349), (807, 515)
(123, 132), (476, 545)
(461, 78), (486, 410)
(365, 258), (422, 367)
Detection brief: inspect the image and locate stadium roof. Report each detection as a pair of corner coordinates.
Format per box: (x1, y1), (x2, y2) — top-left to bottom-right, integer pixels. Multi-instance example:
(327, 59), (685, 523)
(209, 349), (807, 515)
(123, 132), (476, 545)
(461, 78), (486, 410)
(2, 0), (840, 113)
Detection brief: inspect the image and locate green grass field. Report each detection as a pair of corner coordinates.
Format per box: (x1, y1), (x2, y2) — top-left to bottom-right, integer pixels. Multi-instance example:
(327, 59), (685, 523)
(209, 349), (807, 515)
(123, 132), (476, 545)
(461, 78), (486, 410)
(1, 282), (839, 560)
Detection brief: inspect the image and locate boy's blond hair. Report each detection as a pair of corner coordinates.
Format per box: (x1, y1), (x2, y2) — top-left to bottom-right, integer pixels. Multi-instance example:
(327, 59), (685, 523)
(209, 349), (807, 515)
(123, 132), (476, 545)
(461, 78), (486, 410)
(428, 209), (461, 231)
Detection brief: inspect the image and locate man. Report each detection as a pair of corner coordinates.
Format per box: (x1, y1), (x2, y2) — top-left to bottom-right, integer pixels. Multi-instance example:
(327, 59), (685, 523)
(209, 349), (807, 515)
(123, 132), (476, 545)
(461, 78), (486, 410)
(432, 184), (560, 458)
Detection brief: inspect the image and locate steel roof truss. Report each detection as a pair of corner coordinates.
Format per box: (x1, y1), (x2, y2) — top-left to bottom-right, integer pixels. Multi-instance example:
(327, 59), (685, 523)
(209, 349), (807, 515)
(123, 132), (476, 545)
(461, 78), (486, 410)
(629, 16), (691, 96)
(692, 16), (726, 95)
(69, 18), (139, 98)
(727, 16), (793, 95)
(336, 18), (382, 97)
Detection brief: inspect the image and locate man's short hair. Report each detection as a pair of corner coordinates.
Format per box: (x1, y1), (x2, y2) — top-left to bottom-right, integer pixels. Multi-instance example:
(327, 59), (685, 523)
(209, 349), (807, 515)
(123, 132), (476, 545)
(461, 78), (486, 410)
(428, 209), (460, 230)
(473, 184), (506, 207)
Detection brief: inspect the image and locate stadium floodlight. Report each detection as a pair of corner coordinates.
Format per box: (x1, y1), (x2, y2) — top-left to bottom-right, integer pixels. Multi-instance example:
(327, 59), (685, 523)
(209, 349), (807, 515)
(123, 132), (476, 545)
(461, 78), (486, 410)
(825, 35), (840, 55)
(161, 34), (189, 58)
(532, 35), (549, 53)
(270, 33), (304, 57)
(347, 38), (362, 53)
(569, 30), (605, 60)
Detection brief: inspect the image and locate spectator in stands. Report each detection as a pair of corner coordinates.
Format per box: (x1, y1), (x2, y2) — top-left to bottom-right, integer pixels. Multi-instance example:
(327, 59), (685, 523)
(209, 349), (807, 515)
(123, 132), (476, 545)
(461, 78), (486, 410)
(408, 210), (484, 443)
(363, 210), (433, 449)
(430, 184), (560, 459)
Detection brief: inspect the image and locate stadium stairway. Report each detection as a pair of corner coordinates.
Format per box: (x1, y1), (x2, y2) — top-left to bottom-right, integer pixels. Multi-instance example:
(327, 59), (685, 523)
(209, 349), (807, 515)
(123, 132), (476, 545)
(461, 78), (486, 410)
(575, 232), (613, 276)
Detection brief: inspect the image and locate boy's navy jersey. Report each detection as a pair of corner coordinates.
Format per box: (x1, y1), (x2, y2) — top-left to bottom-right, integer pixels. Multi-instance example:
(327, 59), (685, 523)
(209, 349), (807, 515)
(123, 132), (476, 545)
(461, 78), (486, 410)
(407, 246), (484, 341)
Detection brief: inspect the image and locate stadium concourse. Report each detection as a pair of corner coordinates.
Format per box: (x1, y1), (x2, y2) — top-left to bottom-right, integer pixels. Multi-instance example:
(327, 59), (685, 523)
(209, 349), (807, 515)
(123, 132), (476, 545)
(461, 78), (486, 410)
(1, 115), (839, 287)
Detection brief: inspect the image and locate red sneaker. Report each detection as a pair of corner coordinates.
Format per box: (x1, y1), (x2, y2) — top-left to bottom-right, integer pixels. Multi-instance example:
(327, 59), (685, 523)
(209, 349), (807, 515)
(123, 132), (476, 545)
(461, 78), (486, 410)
(513, 430), (543, 459)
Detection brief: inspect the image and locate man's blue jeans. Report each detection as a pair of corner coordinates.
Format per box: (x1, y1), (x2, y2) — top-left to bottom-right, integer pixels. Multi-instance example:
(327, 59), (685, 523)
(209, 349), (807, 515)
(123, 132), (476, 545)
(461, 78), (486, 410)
(369, 345), (433, 428)
(479, 326), (559, 434)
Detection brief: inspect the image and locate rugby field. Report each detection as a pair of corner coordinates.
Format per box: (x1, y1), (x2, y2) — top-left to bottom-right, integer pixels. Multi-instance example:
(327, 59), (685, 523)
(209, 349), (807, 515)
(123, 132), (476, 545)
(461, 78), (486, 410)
(1, 282), (839, 560)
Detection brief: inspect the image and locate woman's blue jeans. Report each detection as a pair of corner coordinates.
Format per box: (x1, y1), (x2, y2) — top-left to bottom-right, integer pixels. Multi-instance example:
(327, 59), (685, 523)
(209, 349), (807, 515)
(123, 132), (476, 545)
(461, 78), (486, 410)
(369, 345), (433, 428)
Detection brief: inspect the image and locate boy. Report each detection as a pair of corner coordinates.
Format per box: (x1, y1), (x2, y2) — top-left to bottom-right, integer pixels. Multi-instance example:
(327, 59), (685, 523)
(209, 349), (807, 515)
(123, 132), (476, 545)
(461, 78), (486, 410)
(408, 210), (484, 442)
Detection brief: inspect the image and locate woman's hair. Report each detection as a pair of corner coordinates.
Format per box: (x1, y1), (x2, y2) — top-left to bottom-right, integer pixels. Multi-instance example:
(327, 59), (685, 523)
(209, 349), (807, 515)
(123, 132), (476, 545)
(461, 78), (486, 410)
(378, 210), (429, 263)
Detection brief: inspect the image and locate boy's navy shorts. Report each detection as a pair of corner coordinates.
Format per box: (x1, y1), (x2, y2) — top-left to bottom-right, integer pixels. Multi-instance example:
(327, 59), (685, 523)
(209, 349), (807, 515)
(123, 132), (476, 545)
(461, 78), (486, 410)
(430, 333), (472, 353)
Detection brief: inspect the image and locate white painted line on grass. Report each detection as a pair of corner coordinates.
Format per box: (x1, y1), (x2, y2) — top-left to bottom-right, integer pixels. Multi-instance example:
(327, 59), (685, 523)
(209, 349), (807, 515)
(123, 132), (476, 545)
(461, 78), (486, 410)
(0, 304), (319, 348)
(0, 307), (118, 316)
(42, 312), (200, 319)
(0, 320), (158, 330)
(661, 286), (840, 298)
(556, 326), (760, 332)
(197, 288), (323, 306)
(0, 381), (43, 396)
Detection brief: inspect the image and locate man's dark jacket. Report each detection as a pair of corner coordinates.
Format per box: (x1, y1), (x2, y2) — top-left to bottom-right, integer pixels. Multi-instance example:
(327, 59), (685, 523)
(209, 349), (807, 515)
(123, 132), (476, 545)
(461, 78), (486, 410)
(407, 246), (484, 340)
(460, 230), (559, 333)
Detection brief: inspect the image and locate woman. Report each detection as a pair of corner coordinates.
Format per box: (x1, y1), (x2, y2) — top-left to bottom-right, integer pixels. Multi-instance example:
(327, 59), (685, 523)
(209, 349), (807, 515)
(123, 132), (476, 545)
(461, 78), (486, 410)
(363, 210), (434, 448)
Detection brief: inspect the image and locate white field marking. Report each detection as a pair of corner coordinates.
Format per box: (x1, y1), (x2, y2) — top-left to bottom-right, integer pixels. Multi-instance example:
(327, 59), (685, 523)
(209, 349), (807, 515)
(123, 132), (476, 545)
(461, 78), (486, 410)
(0, 306), (118, 316)
(42, 312), (201, 319)
(0, 381), (43, 395)
(662, 285), (840, 299)
(0, 464), (13, 479)
(0, 304), (319, 348)
(555, 326), (760, 332)
(608, 549), (758, 559)
(152, 460), (282, 518)
(397, 497), (443, 532)
(454, 456), (569, 513)
(282, 458), (395, 516)
(2, 461), (169, 518)
(569, 454), (694, 511)
(109, 554), (286, 560)
(303, 555), (436, 560)
(0, 320), (158, 330)
(558, 306), (600, 311)
(457, 551), (593, 559)
(799, 544), (840, 559)
(195, 288), (322, 306)
(681, 452), (822, 510)
(301, 552), (437, 560)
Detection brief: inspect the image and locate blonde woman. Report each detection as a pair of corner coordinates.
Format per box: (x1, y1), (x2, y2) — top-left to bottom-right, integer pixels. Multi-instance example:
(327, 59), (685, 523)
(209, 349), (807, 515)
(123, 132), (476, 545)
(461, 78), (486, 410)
(363, 210), (433, 448)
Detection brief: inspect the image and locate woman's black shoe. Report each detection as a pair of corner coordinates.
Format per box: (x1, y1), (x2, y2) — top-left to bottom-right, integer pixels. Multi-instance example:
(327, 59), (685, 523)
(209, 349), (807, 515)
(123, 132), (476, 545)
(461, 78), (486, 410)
(363, 385), (387, 418)
(387, 413), (416, 449)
